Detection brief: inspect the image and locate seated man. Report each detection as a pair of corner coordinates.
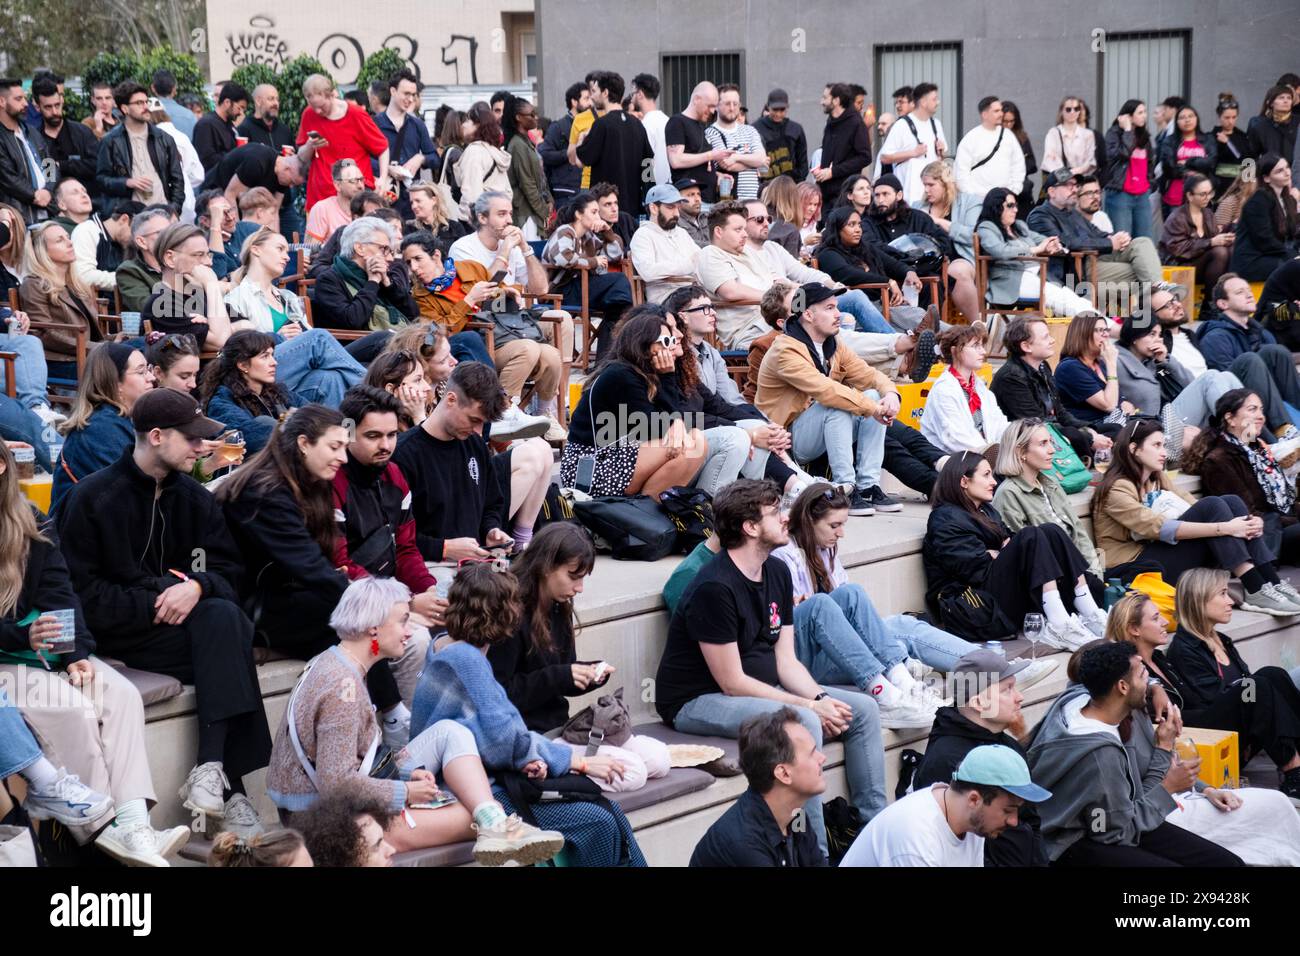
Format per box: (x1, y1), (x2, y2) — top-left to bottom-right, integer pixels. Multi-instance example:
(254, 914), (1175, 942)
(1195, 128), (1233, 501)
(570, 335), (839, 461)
(990, 315), (1114, 463)
(306, 200), (394, 282)
(841, 744), (1050, 867)
(654, 479), (886, 860)
(70, 198), (143, 292)
(1028, 641), (1243, 867)
(1027, 168), (1163, 315)
(592, 181), (637, 249)
(1150, 285), (1207, 377)
(305, 158), (365, 245)
(629, 183), (701, 303)
(56, 388), (273, 833)
(1074, 174), (1114, 233)
(392, 361), (551, 562)
(311, 217), (419, 331)
(1198, 274), (1300, 442)
(674, 177), (710, 247)
(689, 707), (827, 867)
(754, 282), (900, 514)
(194, 188), (241, 278)
(913, 651), (1049, 866)
(1116, 314), (1241, 430)
(114, 207), (172, 312)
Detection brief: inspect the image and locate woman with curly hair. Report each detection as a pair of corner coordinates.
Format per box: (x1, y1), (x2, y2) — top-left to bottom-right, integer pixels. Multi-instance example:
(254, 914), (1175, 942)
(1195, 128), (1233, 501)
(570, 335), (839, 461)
(200, 329), (304, 455)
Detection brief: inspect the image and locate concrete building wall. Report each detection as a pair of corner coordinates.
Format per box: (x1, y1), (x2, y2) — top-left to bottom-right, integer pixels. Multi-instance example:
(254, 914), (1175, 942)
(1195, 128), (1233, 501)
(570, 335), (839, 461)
(537, 0), (1297, 154)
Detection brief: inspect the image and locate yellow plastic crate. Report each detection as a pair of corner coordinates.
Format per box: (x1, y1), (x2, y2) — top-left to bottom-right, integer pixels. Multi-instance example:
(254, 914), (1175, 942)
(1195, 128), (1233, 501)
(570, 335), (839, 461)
(1185, 727), (1240, 788)
(895, 363), (993, 431)
(568, 381), (584, 413)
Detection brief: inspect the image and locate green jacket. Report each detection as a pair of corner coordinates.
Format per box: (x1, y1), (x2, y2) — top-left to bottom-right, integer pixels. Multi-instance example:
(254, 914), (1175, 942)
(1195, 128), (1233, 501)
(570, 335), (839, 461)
(507, 134), (552, 232)
(114, 259), (161, 313)
(992, 472), (1104, 578)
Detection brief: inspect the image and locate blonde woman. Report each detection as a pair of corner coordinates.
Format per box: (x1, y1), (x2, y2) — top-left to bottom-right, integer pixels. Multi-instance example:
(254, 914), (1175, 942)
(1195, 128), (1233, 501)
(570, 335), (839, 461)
(796, 180), (822, 247)
(760, 174), (804, 256)
(0, 201), (29, 291)
(403, 182), (469, 245)
(914, 160), (974, 260)
(20, 221), (103, 376)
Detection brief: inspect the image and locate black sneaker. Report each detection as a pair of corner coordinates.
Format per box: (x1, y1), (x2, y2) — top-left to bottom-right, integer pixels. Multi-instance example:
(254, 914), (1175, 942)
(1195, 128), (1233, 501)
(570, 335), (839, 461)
(847, 488), (876, 516)
(861, 485), (903, 513)
(909, 329), (939, 383)
(1281, 768), (1300, 808)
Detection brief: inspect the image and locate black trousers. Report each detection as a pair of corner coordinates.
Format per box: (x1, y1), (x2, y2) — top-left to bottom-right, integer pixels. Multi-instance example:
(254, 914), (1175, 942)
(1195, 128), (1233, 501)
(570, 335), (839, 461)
(343, 329), (400, 365)
(987, 524), (1092, 623)
(884, 421), (946, 497)
(1261, 511), (1300, 567)
(1185, 665), (1300, 769)
(103, 599), (273, 783)
(1110, 495), (1274, 583)
(1055, 821), (1244, 867)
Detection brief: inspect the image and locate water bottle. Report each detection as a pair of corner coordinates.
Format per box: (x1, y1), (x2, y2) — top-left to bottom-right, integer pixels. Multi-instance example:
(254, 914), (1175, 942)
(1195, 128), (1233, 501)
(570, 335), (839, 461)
(1103, 577), (1127, 611)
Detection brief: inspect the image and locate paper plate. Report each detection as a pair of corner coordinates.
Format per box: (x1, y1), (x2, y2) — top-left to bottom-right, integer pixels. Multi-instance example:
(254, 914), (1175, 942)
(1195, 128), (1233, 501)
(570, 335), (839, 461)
(668, 744), (726, 768)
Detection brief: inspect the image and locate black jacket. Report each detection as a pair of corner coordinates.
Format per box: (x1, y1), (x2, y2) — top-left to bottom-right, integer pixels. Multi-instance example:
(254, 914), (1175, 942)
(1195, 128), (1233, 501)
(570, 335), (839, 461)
(0, 535), (95, 665)
(922, 501), (1009, 605)
(1101, 126), (1156, 194)
(815, 242), (909, 289)
(1230, 188), (1300, 281)
(1246, 113), (1300, 168)
(56, 448), (244, 643)
(31, 119), (100, 196)
(913, 706), (1048, 866)
(538, 112), (580, 197)
(1025, 201), (1114, 284)
(310, 263), (420, 330)
(818, 109), (872, 200)
(862, 206), (956, 259)
(654, 369), (761, 430)
(753, 115), (808, 183)
(95, 123), (184, 214)
(990, 353), (1091, 431)
(193, 113), (237, 172)
(488, 602), (584, 733)
(1157, 132), (1218, 197)
(1164, 627), (1251, 713)
(0, 121), (51, 224)
(237, 113), (295, 153)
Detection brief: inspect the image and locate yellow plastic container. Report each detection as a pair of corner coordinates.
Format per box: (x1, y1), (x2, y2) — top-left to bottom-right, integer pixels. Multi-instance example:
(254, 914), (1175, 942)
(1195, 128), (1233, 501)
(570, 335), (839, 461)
(1185, 727), (1240, 788)
(568, 381), (584, 413)
(19, 474), (51, 514)
(895, 363), (993, 431)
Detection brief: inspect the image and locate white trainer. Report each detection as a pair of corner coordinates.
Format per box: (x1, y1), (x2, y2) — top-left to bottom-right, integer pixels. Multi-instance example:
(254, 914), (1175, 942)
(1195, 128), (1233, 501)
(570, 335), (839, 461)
(493, 400), (552, 442)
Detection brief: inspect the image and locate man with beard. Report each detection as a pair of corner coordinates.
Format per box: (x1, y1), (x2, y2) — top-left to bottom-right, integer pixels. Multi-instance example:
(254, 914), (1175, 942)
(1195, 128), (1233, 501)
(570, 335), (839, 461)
(629, 183), (702, 302)
(674, 177), (710, 246)
(706, 84), (768, 201)
(913, 650), (1051, 866)
(753, 88), (807, 185)
(812, 82), (872, 220)
(572, 72), (654, 212)
(30, 76), (100, 199)
(864, 173), (981, 322)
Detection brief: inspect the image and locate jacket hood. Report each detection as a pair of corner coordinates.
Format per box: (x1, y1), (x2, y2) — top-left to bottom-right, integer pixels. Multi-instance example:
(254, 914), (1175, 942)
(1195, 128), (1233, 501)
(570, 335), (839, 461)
(468, 141), (511, 167)
(927, 706), (1017, 748)
(1024, 685), (1122, 792)
(783, 313), (838, 374)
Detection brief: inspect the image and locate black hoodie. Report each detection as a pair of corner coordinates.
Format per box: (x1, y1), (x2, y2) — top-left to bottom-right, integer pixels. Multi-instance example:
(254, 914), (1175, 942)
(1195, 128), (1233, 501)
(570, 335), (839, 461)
(818, 109), (872, 205)
(914, 706), (1048, 866)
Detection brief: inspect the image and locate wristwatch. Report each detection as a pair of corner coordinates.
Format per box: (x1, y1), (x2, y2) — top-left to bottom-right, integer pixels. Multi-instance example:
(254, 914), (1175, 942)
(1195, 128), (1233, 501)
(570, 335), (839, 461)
(813, 692), (829, 701)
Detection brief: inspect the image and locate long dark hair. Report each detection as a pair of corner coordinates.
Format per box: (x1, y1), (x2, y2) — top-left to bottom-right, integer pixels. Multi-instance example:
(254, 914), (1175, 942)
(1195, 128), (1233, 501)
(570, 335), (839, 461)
(1000, 99), (1028, 144)
(1256, 153), (1300, 236)
(977, 186), (1019, 240)
(217, 405), (346, 557)
(787, 483), (849, 596)
(813, 204), (872, 265)
(500, 94), (526, 147)
(931, 451), (1002, 534)
(510, 523), (596, 656)
(1093, 417), (1164, 514)
(198, 329), (292, 412)
(834, 174), (870, 210)
(590, 304), (672, 401)
(558, 190), (597, 227)
(465, 101), (503, 147)
(364, 349), (423, 428)
(660, 303), (700, 396)
(1112, 99), (1150, 149)
(1182, 388), (1258, 475)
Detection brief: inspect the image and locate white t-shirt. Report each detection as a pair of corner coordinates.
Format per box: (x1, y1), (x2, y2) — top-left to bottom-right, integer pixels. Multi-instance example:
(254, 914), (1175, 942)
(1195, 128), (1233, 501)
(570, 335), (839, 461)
(448, 232), (529, 286)
(880, 113), (945, 206)
(641, 109), (671, 186)
(839, 784), (985, 867)
(1088, 211), (1115, 234)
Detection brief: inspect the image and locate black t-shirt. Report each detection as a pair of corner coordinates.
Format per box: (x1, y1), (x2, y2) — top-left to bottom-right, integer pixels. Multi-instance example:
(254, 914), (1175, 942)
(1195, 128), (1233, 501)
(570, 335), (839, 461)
(655, 551), (793, 724)
(201, 143), (284, 198)
(575, 110), (654, 211)
(141, 286), (211, 347)
(665, 113), (717, 201)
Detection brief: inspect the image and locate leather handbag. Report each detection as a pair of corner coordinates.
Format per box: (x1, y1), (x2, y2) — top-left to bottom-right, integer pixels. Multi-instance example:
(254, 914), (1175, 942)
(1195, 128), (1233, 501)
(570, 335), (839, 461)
(574, 494), (679, 561)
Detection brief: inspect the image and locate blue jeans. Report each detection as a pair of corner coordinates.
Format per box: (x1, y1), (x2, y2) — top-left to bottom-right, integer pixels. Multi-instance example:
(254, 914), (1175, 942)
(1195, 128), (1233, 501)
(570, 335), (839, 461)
(0, 395), (52, 472)
(275, 328), (365, 407)
(0, 687), (42, 778)
(673, 685), (886, 857)
(789, 390), (885, 488)
(0, 332), (49, 409)
(1104, 189), (1153, 240)
(885, 612), (977, 671)
(450, 330), (493, 366)
(837, 289), (891, 335)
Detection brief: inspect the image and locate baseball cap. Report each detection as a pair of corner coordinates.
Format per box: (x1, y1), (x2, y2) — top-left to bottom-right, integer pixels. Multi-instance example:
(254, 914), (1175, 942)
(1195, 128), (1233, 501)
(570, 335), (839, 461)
(951, 649), (1031, 706)
(1046, 167), (1079, 189)
(791, 282), (842, 317)
(645, 184), (683, 207)
(953, 744), (1052, 802)
(132, 387), (225, 439)
(765, 88), (789, 109)
(673, 177), (703, 192)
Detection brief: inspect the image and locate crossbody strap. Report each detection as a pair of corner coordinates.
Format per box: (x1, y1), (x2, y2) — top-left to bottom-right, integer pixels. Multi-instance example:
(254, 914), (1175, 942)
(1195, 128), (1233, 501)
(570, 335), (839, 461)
(969, 127), (1006, 173)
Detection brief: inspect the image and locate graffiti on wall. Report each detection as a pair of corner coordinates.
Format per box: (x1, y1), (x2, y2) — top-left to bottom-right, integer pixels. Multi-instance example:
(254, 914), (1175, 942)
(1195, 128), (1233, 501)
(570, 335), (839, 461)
(227, 15), (291, 70)
(316, 33), (424, 86)
(440, 34), (480, 84)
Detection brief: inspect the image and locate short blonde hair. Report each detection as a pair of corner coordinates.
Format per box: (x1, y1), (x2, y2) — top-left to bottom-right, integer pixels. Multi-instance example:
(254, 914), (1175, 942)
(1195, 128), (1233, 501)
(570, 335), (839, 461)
(302, 73), (334, 97)
(238, 186), (278, 216)
(1174, 567), (1229, 641)
(994, 418), (1047, 478)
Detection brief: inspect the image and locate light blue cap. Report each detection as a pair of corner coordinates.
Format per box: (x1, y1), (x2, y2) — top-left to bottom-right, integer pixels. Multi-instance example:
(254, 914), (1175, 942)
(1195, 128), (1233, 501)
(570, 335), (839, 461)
(953, 744), (1052, 802)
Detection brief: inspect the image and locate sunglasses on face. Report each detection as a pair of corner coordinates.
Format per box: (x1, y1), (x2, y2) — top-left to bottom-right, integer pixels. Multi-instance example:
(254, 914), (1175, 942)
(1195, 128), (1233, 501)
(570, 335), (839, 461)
(1063, 105), (1081, 113)
(156, 332), (198, 352)
(655, 333), (680, 349)
(1003, 200), (1018, 209)
(747, 215), (771, 224)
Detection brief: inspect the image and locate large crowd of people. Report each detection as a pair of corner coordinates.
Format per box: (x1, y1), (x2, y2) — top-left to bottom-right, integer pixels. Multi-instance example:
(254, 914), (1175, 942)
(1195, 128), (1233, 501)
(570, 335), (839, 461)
(1, 58), (1300, 870)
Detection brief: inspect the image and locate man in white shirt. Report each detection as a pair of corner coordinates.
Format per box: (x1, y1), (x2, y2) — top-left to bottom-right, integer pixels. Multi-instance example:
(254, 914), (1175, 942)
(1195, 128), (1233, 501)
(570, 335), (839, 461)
(629, 183), (700, 303)
(840, 744), (1049, 867)
(953, 96), (1025, 227)
(705, 84), (768, 201)
(877, 82), (946, 206)
(631, 73), (670, 186)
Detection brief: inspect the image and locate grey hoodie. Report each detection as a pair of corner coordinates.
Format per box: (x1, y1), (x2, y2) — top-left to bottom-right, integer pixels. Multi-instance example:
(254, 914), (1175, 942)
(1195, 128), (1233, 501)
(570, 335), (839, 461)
(1115, 346), (1192, 417)
(1026, 685), (1178, 861)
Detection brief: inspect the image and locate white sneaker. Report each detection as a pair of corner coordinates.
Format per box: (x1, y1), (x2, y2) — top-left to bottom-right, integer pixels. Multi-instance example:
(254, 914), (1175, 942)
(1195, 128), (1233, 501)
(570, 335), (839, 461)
(382, 711), (411, 752)
(31, 404), (66, 427)
(179, 762), (229, 819)
(95, 822), (169, 867)
(1011, 658), (1060, 691)
(217, 793), (265, 841)
(472, 814), (566, 867)
(877, 696), (938, 730)
(542, 417), (567, 443)
(152, 824), (191, 860)
(905, 658), (928, 683)
(493, 400), (551, 442)
(1081, 610), (1107, 639)
(1040, 615), (1096, 652)
(24, 771), (114, 828)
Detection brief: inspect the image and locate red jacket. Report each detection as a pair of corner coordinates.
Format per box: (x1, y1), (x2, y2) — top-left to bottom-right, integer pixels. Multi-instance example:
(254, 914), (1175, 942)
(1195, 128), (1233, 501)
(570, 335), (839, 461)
(331, 457), (438, 595)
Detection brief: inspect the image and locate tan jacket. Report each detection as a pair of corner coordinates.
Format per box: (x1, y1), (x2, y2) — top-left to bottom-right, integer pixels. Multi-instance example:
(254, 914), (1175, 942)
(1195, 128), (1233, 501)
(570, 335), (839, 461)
(755, 327), (897, 429)
(1091, 475), (1197, 568)
(20, 276), (102, 365)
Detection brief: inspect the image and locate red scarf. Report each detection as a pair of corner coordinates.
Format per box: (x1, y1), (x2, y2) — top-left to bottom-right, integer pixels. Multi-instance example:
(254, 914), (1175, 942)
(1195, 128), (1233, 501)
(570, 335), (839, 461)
(950, 365), (981, 415)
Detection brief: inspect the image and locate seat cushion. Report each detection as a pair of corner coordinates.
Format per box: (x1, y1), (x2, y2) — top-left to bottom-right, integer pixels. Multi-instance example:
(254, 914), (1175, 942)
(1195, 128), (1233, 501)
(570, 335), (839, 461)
(631, 722), (739, 761)
(393, 841), (476, 868)
(100, 657), (184, 706)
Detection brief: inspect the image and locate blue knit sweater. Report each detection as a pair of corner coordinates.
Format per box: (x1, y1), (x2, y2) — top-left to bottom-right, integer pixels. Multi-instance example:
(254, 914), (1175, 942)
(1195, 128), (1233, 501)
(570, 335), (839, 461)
(411, 641), (573, 777)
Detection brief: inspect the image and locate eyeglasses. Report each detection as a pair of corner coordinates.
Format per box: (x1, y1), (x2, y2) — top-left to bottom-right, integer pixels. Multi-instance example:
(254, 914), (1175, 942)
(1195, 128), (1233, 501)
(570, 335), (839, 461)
(127, 98), (149, 108)
(1078, 189), (1101, 197)
(423, 328), (443, 349)
(680, 303), (716, 315)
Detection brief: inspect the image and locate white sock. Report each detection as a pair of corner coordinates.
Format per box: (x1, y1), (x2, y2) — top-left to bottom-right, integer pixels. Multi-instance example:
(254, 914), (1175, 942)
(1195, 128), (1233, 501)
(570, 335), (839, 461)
(886, 662), (917, 693)
(113, 797), (148, 829)
(1042, 589), (1069, 628)
(868, 676), (903, 707)
(19, 757), (60, 790)
(383, 701), (410, 725)
(1074, 585), (1103, 621)
(538, 398), (558, 417)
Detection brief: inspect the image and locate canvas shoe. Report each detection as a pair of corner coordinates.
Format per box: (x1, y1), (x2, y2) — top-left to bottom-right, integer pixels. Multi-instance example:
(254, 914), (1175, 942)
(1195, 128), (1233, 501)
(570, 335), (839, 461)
(861, 485), (903, 513)
(179, 762), (229, 819)
(846, 486), (875, 517)
(472, 814), (566, 867)
(1011, 658), (1060, 691)
(1240, 583), (1300, 617)
(493, 400), (551, 442)
(24, 771), (113, 828)
(877, 696), (938, 730)
(95, 822), (169, 867)
(152, 824), (191, 860)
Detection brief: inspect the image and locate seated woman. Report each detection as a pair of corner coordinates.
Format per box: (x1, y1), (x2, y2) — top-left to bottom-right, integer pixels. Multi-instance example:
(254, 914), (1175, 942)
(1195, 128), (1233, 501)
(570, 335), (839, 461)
(1164, 568), (1300, 804)
(0, 442), (190, 866)
(411, 563), (647, 866)
(915, 160), (975, 262)
(265, 576), (565, 866)
(924, 451), (1105, 649)
(20, 221), (104, 378)
(223, 226), (366, 408)
(140, 223), (235, 350)
(1054, 311), (1133, 428)
(51, 344), (154, 517)
(488, 522), (671, 781)
(812, 206), (912, 334)
(364, 349), (434, 431)
(1214, 169), (1255, 233)
(210, 828), (312, 868)
(1158, 173), (1233, 305)
(1183, 389), (1300, 567)
(403, 182), (471, 246)
(835, 174), (873, 217)
(1101, 588), (1300, 857)
(1229, 153), (1299, 282)
(974, 187), (1094, 318)
(542, 190), (633, 356)
(397, 231), (494, 367)
(1091, 417), (1300, 615)
(921, 322), (1009, 458)
(312, 217), (420, 331)
(560, 307), (709, 499)
(0, 201), (27, 294)
(992, 418), (1106, 582)
(200, 330), (304, 455)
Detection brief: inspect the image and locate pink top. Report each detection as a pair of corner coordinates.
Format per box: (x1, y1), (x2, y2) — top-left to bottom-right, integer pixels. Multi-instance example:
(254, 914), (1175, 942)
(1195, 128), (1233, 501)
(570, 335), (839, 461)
(1163, 139), (1207, 206)
(1123, 148), (1149, 195)
(305, 196), (353, 244)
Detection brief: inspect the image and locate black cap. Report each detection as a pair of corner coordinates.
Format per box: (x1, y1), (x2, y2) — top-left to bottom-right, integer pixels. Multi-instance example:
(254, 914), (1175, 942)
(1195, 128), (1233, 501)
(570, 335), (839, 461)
(791, 282), (840, 318)
(132, 387), (225, 439)
(1046, 167), (1079, 189)
(673, 177), (703, 192)
(765, 88), (789, 109)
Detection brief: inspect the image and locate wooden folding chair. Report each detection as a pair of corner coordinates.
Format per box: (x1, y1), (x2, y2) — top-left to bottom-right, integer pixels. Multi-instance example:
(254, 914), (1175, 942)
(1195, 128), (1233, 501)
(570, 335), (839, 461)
(12, 288), (86, 407)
